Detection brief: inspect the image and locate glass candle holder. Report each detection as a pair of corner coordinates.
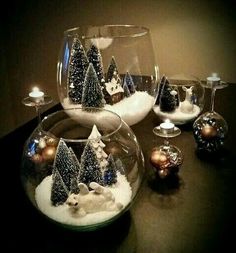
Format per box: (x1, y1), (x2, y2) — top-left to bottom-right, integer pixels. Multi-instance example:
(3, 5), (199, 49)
(193, 75), (228, 153)
(153, 74), (205, 125)
(21, 108), (145, 231)
(150, 121), (183, 178)
(57, 25), (159, 126)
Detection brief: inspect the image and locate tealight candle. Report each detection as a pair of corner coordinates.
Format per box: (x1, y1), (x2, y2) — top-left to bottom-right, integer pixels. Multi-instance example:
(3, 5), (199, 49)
(160, 120), (175, 134)
(29, 87), (44, 103)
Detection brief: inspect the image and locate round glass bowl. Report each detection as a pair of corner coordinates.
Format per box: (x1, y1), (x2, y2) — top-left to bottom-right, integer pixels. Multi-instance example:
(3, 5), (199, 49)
(153, 74), (205, 125)
(57, 25), (159, 126)
(21, 108), (145, 231)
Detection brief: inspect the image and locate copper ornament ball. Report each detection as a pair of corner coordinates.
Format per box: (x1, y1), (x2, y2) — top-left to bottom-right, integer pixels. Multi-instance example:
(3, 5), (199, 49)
(150, 148), (169, 169)
(42, 146), (56, 161)
(201, 124), (217, 139)
(46, 137), (58, 147)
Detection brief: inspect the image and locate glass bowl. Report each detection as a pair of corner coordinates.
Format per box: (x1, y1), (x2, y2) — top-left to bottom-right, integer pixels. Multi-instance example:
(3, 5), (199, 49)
(153, 74), (205, 125)
(21, 108), (145, 231)
(57, 25), (159, 126)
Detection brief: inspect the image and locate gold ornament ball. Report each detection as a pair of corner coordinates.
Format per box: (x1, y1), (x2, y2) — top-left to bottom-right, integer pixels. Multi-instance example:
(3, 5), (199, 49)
(46, 137), (58, 147)
(201, 124), (217, 139)
(42, 146), (56, 161)
(31, 154), (43, 163)
(150, 149), (168, 169)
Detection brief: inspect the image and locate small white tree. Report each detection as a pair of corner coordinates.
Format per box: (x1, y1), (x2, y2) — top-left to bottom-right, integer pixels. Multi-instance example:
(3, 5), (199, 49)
(88, 125), (108, 170)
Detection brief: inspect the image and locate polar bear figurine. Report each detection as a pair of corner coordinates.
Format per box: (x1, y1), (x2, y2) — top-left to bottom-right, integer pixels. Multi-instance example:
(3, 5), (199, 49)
(66, 182), (123, 217)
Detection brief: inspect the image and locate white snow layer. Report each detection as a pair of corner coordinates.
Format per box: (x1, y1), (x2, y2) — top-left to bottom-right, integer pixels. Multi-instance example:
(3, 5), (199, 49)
(35, 172), (132, 227)
(62, 91), (155, 126)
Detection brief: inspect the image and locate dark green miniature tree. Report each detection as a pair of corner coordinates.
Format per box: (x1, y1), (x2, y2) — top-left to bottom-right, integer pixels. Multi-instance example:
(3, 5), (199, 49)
(159, 79), (177, 112)
(87, 44), (105, 83)
(106, 56), (118, 82)
(103, 154), (117, 186)
(53, 139), (76, 192)
(51, 168), (69, 206)
(81, 63), (105, 108)
(68, 37), (89, 103)
(155, 75), (166, 105)
(123, 80), (131, 97)
(79, 142), (104, 186)
(69, 147), (81, 194)
(123, 71), (135, 94)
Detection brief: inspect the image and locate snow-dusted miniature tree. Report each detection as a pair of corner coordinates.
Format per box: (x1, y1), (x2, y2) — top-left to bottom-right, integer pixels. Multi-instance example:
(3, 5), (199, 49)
(159, 79), (177, 112)
(87, 44), (105, 84)
(68, 37), (89, 103)
(155, 75), (166, 105)
(106, 56), (118, 82)
(51, 168), (69, 206)
(53, 139), (76, 192)
(69, 147), (81, 194)
(79, 142), (104, 186)
(123, 71), (135, 94)
(81, 63), (105, 108)
(123, 80), (131, 97)
(88, 125), (108, 170)
(103, 154), (118, 186)
(115, 158), (125, 175)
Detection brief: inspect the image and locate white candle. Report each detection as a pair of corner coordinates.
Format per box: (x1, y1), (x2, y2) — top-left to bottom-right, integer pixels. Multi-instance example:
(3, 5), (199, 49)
(160, 120), (175, 134)
(29, 87), (44, 103)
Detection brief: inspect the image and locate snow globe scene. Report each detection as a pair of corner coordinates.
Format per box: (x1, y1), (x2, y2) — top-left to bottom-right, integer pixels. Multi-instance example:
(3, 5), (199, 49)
(153, 74), (205, 125)
(21, 108), (145, 230)
(57, 25), (159, 126)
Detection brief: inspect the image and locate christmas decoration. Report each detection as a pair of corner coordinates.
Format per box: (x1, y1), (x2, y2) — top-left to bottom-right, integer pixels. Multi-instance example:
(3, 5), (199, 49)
(106, 56), (118, 82)
(193, 75), (228, 153)
(68, 37), (89, 103)
(42, 146), (56, 161)
(193, 112), (228, 153)
(123, 79), (131, 97)
(123, 71), (135, 94)
(79, 142), (104, 187)
(88, 125), (108, 169)
(31, 153), (43, 163)
(51, 168), (69, 206)
(104, 154), (118, 186)
(153, 74), (203, 125)
(69, 147), (81, 194)
(66, 182), (123, 217)
(155, 75), (167, 105)
(159, 78), (177, 112)
(81, 63), (105, 108)
(87, 44), (105, 84)
(53, 139), (76, 191)
(151, 121), (183, 178)
(46, 137), (58, 147)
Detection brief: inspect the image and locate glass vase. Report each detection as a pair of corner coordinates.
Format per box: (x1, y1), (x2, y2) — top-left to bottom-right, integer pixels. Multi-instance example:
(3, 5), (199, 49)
(57, 25), (159, 126)
(21, 108), (145, 231)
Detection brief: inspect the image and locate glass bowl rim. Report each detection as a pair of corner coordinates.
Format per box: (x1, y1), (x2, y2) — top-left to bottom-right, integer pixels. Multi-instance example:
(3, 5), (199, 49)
(63, 24), (150, 38)
(39, 107), (123, 143)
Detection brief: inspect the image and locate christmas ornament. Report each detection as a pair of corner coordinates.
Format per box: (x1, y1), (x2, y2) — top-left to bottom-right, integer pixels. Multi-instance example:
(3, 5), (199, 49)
(31, 153), (43, 163)
(151, 120), (183, 178)
(42, 146), (56, 161)
(200, 124), (217, 139)
(46, 137), (58, 147)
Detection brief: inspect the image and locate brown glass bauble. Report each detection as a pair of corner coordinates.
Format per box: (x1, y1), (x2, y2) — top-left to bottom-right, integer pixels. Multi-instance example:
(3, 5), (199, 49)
(150, 148), (170, 169)
(42, 146), (56, 161)
(201, 124), (217, 139)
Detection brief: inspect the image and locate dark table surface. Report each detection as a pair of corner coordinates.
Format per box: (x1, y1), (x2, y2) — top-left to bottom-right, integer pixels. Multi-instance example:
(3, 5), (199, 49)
(1, 84), (236, 253)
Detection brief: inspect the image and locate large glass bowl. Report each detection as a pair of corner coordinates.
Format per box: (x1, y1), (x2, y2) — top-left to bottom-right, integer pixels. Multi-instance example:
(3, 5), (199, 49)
(21, 108), (145, 231)
(57, 25), (159, 126)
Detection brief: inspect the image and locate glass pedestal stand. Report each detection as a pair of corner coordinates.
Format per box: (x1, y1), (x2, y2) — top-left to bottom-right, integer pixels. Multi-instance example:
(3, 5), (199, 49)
(150, 123), (183, 179)
(193, 76), (228, 153)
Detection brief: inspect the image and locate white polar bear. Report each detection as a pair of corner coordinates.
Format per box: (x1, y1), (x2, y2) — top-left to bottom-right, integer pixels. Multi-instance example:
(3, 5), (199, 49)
(66, 182), (123, 217)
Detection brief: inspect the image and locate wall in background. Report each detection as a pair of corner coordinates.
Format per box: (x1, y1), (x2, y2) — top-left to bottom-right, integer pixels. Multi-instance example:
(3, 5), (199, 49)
(1, 0), (236, 137)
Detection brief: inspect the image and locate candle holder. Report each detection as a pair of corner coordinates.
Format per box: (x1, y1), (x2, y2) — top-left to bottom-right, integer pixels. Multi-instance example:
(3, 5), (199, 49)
(22, 87), (53, 124)
(150, 121), (183, 178)
(193, 75), (228, 153)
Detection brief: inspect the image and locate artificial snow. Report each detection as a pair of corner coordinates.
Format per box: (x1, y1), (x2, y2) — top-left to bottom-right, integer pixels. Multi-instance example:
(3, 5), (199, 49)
(62, 91), (155, 126)
(153, 103), (201, 125)
(35, 172), (132, 227)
